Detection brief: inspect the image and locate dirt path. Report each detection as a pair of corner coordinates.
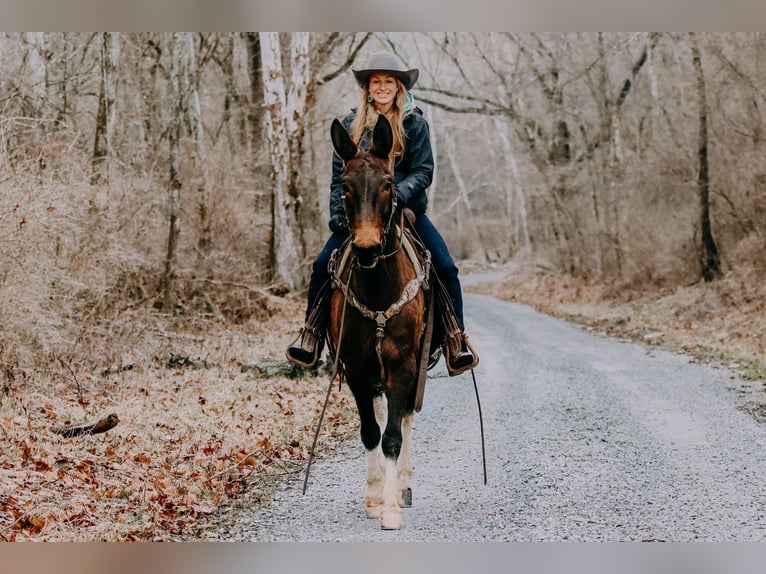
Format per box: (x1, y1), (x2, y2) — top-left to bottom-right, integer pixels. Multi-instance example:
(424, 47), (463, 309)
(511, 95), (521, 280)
(214, 292), (766, 541)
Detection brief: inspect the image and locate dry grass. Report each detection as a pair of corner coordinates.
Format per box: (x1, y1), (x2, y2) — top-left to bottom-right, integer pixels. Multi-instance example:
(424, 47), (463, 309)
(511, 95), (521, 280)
(470, 238), (766, 385)
(4, 252), (766, 540)
(0, 294), (358, 541)
(0, 148), (360, 541)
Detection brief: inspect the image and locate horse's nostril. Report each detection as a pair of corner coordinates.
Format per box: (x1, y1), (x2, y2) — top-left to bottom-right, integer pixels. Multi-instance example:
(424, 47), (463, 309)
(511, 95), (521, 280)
(353, 242), (382, 266)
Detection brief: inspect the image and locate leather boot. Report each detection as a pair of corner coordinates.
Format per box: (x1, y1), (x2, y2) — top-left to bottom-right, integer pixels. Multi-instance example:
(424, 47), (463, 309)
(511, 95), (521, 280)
(286, 284), (329, 368)
(446, 332), (479, 376)
(286, 325), (323, 368)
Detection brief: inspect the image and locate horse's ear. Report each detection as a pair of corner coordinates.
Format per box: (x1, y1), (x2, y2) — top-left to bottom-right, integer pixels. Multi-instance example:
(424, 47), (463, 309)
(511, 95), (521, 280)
(331, 119), (357, 162)
(371, 114), (393, 160)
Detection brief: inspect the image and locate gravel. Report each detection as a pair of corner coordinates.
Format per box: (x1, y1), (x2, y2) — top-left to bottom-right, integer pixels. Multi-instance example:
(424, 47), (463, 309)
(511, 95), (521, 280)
(214, 291), (766, 541)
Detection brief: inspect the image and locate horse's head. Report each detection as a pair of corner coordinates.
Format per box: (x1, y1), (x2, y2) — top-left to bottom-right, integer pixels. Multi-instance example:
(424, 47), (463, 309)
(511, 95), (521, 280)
(331, 115), (397, 269)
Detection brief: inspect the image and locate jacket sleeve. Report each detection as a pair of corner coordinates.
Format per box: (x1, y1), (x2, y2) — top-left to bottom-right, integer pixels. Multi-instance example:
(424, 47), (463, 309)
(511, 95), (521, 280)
(395, 117), (434, 208)
(328, 150), (348, 233)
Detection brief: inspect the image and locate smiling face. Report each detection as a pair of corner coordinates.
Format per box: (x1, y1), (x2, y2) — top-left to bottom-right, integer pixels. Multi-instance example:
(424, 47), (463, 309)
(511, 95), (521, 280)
(367, 73), (399, 114)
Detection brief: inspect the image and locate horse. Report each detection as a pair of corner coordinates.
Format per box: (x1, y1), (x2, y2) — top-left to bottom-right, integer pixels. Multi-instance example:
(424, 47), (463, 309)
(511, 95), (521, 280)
(326, 114), (437, 530)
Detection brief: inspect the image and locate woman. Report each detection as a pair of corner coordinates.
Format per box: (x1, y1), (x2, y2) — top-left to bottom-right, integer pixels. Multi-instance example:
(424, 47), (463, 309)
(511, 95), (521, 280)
(286, 51), (477, 375)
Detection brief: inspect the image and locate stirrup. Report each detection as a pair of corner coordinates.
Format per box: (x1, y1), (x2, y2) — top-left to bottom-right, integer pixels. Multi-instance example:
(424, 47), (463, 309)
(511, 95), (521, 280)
(285, 326), (322, 368)
(445, 333), (479, 376)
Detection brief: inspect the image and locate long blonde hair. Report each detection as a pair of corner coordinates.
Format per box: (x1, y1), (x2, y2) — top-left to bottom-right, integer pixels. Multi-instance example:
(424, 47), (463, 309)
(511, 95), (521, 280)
(350, 78), (410, 167)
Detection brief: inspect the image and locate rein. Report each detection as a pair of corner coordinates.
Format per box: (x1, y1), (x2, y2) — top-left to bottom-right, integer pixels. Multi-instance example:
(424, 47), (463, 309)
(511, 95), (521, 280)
(302, 269), (352, 496)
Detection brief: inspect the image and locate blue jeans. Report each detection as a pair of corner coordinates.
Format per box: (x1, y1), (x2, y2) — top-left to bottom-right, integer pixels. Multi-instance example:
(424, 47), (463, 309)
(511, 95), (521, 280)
(305, 214), (465, 331)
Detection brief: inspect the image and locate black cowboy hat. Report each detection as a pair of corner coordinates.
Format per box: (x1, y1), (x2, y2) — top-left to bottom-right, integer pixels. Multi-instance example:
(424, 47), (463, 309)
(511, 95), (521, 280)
(352, 51), (419, 91)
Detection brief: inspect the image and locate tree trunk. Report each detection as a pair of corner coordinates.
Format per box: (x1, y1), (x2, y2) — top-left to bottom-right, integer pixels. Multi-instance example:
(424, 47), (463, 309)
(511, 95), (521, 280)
(57, 33), (70, 129)
(184, 32), (213, 261)
(163, 34), (184, 312)
(91, 32), (119, 184)
(495, 118), (531, 258)
(442, 124), (490, 260)
(259, 32), (301, 290)
(245, 32), (263, 155)
(286, 32), (310, 257)
(23, 32), (46, 113)
(138, 34), (162, 162)
(690, 33), (722, 282)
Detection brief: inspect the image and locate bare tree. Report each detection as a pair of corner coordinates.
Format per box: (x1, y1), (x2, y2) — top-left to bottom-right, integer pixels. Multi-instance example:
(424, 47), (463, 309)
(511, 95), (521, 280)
(244, 33), (263, 152)
(163, 33), (184, 311)
(91, 32), (120, 184)
(285, 32), (310, 256)
(183, 33), (213, 261)
(23, 32), (47, 115)
(495, 117), (531, 257)
(259, 32), (302, 289)
(690, 33), (722, 282)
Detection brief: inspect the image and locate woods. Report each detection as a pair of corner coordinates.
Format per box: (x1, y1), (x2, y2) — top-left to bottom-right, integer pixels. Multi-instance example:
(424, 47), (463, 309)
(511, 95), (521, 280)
(0, 31), (763, 369)
(1, 31), (764, 371)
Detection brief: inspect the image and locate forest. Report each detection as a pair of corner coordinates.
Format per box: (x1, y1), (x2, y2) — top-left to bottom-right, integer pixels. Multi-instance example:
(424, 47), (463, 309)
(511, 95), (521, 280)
(1, 32), (765, 540)
(2, 32), (764, 369)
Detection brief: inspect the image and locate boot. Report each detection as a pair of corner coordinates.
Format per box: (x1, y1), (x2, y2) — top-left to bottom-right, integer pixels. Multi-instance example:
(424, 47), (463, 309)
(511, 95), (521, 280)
(445, 331), (479, 376)
(286, 284), (329, 368)
(286, 325), (323, 368)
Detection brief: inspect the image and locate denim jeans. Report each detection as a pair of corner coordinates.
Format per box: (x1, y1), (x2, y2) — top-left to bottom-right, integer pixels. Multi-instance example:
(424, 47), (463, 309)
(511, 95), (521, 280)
(305, 214), (465, 331)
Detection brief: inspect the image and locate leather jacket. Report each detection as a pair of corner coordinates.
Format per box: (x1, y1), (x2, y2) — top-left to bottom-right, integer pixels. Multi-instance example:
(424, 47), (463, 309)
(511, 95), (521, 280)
(328, 107), (434, 233)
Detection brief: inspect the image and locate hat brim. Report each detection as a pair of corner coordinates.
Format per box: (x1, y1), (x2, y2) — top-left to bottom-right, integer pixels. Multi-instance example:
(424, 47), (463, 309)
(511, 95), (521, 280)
(352, 68), (419, 91)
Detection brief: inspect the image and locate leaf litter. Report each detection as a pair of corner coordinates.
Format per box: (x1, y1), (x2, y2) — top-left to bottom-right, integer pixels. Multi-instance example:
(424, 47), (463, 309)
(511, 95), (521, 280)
(0, 296), (356, 541)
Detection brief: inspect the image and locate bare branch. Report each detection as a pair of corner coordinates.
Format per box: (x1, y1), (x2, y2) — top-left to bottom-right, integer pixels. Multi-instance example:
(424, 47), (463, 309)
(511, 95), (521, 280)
(318, 33), (372, 85)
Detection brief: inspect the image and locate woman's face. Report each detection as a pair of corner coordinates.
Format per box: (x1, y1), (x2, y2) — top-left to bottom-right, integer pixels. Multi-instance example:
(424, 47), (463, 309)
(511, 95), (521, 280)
(368, 73), (398, 112)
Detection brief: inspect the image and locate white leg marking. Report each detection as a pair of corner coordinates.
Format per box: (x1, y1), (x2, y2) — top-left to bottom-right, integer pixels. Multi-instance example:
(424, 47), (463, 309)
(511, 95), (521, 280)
(364, 446), (384, 518)
(373, 394), (387, 429)
(397, 413), (415, 494)
(380, 456), (403, 529)
(365, 394), (387, 518)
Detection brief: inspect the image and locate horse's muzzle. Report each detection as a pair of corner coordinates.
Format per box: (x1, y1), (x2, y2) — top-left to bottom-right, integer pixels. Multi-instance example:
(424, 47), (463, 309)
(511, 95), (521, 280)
(352, 241), (383, 269)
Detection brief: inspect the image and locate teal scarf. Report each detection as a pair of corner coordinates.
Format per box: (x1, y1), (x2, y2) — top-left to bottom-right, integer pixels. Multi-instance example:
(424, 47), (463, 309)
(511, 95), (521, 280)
(404, 91), (415, 113)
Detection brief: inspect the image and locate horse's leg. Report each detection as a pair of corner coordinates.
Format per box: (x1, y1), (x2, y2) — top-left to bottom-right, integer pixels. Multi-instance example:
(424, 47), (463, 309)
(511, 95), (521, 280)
(379, 366), (416, 530)
(363, 393), (386, 518)
(352, 382), (386, 519)
(397, 411), (415, 507)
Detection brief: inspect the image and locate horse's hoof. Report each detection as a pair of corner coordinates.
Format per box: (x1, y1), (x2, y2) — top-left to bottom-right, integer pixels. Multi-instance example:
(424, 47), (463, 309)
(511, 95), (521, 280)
(399, 487), (412, 508)
(365, 496), (383, 519)
(380, 507), (402, 530)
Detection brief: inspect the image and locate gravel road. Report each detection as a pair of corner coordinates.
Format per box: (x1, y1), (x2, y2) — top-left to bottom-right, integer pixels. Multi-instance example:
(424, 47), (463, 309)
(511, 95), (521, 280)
(216, 288), (766, 541)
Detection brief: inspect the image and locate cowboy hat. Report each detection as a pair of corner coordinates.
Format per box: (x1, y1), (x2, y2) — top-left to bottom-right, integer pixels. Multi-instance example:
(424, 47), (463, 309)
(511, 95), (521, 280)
(352, 51), (419, 91)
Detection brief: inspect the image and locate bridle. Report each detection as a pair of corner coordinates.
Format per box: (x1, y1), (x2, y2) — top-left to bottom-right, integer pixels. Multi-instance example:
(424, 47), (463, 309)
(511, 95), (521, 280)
(342, 176), (401, 269)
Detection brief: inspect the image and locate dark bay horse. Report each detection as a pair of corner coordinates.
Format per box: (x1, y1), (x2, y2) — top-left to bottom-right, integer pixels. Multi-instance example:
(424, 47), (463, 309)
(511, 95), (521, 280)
(327, 114), (433, 530)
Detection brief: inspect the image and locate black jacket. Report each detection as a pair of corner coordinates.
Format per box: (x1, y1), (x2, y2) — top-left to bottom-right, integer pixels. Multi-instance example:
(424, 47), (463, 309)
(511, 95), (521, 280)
(328, 107), (435, 233)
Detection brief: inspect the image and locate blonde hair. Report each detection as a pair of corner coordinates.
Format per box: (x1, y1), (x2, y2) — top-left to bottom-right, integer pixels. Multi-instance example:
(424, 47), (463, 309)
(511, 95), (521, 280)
(350, 78), (410, 167)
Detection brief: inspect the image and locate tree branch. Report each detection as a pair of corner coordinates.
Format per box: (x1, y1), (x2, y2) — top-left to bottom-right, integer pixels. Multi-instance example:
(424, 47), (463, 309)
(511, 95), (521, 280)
(318, 33), (372, 85)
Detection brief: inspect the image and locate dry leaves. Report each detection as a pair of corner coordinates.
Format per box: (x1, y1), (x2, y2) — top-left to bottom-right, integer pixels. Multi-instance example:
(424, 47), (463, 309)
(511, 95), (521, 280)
(0, 303), (357, 541)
